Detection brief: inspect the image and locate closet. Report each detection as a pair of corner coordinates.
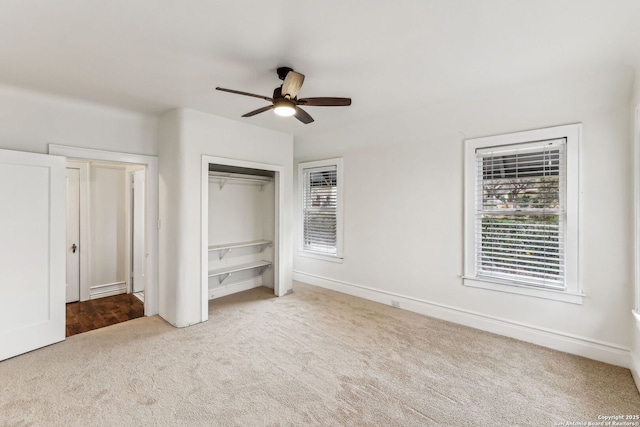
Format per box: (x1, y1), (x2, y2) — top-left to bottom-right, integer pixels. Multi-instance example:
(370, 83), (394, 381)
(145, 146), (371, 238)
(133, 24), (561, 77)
(207, 164), (276, 300)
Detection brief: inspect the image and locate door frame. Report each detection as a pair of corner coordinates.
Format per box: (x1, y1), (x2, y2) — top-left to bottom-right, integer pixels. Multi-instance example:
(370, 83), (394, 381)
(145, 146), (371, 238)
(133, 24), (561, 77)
(201, 155), (285, 322)
(127, 166), (146, 294)
(66, 160), (90, 301)
(49, 144), (159, 316)
(65, 165), (81, 303)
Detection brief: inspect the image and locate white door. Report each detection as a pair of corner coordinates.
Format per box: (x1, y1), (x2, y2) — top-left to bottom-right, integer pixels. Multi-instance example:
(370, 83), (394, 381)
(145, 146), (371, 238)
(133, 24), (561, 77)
(66, 168), (80, 303)
(0, 149), (65, 361)
(131, 169), (146, 293)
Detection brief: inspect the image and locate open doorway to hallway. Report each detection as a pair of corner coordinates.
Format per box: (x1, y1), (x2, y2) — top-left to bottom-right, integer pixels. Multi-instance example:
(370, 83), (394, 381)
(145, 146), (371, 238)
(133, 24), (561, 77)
(49, 144), (159, 331)
(65, 159), (147, 336)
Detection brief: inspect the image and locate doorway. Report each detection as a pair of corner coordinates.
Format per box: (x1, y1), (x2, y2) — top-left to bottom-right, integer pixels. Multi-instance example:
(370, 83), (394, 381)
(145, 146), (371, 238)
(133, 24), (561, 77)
(63, 160), (148, 335)
(49, 144), (159, 316)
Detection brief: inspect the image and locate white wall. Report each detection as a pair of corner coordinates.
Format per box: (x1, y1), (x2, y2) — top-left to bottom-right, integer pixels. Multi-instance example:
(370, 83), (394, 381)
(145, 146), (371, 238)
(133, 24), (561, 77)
(89, 164), (127, 297)
(208, 180), (270, 244)
(294, 63), (635, 366)
(0, 82), (158, 305)
(0, 84), (157, 155)
(158, 108), (293, 327)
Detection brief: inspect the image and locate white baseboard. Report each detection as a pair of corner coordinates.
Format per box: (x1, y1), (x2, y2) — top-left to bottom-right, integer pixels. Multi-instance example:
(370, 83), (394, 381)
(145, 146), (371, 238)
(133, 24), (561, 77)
(293, 271), (632, 369)
(90, 281), (127, 299)
(133, 291), (145, 303)
(208, 277), (262, 300)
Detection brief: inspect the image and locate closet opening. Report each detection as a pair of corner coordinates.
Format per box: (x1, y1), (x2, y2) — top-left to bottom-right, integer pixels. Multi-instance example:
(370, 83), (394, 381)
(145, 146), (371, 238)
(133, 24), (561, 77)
(201, 156), (285, 322)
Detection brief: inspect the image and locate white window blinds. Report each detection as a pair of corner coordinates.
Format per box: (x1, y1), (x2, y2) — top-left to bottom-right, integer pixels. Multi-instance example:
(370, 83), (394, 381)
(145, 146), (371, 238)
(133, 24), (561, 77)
(302, 165), (338, 255)
(475, 138), (566, 289)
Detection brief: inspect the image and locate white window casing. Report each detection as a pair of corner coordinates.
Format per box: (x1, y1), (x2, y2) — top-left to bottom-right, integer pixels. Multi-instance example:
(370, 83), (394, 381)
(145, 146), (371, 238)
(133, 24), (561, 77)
(298, 158), (344, 262)
(634, 106), (640, 323)
(464, 124), (582, 304)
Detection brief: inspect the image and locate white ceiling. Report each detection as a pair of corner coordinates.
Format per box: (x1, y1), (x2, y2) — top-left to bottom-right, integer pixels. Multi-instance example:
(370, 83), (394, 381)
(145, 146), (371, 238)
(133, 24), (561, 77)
(1, 0), (639, 135)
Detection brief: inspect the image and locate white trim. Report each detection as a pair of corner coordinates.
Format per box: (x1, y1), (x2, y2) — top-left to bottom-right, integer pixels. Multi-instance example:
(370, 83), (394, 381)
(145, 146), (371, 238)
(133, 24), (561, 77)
(463, 124), (581, 303)
(65, 160), (90, 301)
(90, 281), (127, 299)
(635, 106), (640, 313)
(124, 167), (132, 294)
(48, 144), (159, 316)
(462, 277), (584, 304)
(298, 157), (344, 260)
(201, 155), (286, 323)
(293, 271), (631, 368)
(297, 251), (344, 263)
(633, 106), (640, 394)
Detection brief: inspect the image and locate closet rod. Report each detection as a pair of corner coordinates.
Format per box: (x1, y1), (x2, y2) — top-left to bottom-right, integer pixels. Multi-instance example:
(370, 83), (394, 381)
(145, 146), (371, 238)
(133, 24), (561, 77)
(208, 172), (273, 190)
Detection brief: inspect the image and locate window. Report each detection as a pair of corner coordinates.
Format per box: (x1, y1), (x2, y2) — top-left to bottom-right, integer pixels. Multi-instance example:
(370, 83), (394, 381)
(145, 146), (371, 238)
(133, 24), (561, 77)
(299, 158), (343, 261)
(464, 124), (581, 304)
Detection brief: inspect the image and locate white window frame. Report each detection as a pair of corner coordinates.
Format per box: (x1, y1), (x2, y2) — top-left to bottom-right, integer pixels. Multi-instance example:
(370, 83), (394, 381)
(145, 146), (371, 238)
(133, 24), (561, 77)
(634, 106), (640, 325)
(464, 124), (583, 304)
(298, 158), (344, 263)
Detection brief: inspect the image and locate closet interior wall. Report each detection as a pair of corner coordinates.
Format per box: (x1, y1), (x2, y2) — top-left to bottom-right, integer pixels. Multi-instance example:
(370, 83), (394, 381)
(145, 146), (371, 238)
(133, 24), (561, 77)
(207, 165), (275, 299)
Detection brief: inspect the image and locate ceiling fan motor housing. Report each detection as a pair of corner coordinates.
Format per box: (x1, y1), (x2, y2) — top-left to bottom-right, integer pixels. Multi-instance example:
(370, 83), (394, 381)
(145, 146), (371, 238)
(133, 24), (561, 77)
(276, 67), (293, 81)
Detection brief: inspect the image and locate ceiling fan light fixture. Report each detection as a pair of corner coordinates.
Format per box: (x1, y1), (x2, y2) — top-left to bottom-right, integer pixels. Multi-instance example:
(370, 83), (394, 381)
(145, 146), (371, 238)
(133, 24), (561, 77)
(273, 99), (296, 117)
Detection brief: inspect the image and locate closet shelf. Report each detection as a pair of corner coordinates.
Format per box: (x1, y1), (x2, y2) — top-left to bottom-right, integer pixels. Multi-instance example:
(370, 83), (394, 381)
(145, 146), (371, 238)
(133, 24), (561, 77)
(208, 260), (272, 284)
(208, 239), (272, 259)
(209, 172), (273, 190)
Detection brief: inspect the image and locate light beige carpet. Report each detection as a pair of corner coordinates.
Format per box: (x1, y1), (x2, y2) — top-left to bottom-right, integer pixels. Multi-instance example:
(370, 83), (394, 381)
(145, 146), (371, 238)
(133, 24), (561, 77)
(1, 282), (638, 426)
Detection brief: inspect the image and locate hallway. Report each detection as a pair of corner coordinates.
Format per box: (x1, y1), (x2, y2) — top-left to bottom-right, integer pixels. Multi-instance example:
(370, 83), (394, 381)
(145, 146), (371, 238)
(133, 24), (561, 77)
(65, 294), (144, 337)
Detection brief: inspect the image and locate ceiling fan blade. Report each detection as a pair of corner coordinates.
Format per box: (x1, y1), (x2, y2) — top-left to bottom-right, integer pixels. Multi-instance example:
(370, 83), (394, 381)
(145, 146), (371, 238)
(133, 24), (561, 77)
(298, 97), (351, 107)
(282, 71), (305, 99)
(242, 105), (274, 117)
(216, 87), (273, 102)
(295, 106), (314, 124)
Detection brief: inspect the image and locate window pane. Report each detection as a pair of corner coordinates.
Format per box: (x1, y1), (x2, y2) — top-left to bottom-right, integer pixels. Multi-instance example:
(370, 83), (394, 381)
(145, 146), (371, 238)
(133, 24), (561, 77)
(303, 167), (338, 254)
(481, 148), (562, 211)
(475, 141), (566, 288)
(478, 215), (563, 286)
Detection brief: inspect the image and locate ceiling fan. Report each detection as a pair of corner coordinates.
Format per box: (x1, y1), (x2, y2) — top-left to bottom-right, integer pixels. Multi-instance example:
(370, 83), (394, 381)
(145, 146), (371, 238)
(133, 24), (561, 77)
(216, 67), (351, 124)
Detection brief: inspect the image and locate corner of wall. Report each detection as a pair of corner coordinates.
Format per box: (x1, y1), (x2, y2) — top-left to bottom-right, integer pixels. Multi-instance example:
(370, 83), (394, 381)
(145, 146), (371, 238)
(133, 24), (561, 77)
(157, 109), (183, 326)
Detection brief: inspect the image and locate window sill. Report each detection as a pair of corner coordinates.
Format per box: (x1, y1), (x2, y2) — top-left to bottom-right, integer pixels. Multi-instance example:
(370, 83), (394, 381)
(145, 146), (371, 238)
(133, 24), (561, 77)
(463, 277), (584, 305)
(298, 251), (343, 263)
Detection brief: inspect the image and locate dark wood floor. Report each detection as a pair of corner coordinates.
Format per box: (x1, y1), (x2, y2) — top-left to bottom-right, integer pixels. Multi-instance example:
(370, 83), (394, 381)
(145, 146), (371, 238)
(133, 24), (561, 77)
(66, 293), (144, 337)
